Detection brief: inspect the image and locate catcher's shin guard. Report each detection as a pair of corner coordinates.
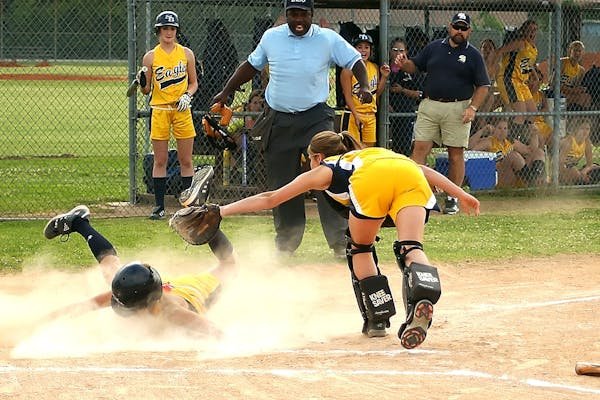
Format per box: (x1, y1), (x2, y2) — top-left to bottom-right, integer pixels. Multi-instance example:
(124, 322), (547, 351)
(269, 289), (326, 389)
(347, 232), (396, 337)
(394, 241), (441, 349)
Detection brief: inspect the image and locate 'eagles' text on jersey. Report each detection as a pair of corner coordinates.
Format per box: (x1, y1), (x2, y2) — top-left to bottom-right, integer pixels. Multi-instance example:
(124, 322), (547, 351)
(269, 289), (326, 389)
(150, 43), (189, 106)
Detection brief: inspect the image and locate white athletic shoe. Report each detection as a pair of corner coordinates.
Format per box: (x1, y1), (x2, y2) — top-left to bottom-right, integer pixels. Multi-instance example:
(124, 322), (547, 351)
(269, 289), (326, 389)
(398, 300), (434, 349)
(179, 165), (214, 207)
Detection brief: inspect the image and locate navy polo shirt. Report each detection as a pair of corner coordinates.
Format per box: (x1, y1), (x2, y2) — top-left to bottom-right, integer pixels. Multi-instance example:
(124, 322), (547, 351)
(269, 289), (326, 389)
(412, 38), (490, 101)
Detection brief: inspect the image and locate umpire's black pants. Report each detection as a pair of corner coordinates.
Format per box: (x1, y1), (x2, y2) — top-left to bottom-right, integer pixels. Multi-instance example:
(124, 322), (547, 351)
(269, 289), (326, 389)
(265, 103), (347, 254)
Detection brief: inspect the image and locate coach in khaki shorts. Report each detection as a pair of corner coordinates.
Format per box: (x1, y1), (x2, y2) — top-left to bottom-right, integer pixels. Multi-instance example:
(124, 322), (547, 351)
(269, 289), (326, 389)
(395, 12), (490, 214)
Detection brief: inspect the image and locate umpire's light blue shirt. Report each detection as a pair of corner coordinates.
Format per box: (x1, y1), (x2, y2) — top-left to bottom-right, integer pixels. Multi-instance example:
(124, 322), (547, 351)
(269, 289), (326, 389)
(248, 24), (361, 113)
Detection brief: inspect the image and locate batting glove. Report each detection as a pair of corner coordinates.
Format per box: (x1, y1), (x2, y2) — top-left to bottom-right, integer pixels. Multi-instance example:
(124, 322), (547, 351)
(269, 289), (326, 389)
(177, 92), (193, 112)
(136, 67), (147, 87)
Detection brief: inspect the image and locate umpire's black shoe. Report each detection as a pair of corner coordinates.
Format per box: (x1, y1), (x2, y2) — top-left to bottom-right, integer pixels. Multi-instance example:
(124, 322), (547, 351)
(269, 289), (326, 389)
(179, 165), (214, 207)
(44, 205), (90, 239)
(398, 300), (434, 349)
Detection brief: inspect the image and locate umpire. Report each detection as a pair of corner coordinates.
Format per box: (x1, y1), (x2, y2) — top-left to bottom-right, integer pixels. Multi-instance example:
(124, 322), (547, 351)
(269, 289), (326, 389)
(213, 0), (372, 256)
(395, 12), (490, 214)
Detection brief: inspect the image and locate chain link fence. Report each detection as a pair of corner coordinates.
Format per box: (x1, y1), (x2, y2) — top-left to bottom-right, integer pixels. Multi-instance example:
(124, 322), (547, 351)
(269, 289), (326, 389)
(1, 0), (599, 218)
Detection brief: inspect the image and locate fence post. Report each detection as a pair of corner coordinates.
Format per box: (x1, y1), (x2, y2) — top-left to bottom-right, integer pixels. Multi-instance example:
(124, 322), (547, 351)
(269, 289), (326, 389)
(128, 0), (138, 204)
(551, 1), (563, 188)
(379, 0), (389, 148)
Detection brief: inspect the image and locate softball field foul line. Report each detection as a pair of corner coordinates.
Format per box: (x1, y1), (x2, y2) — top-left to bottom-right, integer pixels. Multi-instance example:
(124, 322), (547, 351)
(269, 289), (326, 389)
(473, 295), (600, 312)
(1, 364), (599, 395)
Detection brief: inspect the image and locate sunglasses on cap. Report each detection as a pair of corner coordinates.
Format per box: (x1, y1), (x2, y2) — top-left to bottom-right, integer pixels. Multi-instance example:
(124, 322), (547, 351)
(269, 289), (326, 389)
(452, 24), (470, 32)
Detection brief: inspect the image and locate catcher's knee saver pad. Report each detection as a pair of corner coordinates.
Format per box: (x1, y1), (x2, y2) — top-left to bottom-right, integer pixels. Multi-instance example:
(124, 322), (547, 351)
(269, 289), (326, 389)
(402, 262), (441, 310)
(358, 274), (396, 326)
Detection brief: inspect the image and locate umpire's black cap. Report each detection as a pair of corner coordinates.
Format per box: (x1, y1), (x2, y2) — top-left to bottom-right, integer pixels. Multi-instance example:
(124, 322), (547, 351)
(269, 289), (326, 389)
(285, 0), (313, 11)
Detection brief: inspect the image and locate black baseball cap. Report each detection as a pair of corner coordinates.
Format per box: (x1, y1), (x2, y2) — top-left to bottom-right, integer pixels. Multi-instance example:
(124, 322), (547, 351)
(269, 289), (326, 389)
(285, 0), (313, 11)
(451, 12), (471, 27)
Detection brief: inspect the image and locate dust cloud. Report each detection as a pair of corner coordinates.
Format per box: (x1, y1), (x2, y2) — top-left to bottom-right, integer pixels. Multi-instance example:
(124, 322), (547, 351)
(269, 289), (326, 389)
(1, 239), (359, 360)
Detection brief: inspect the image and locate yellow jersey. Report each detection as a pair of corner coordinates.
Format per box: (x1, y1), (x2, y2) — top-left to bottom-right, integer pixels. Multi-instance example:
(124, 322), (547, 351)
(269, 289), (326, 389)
(563, 136), (586, 166)
(347, 60), (379, 114)
(489, 136), (513, 157)
(150, 43), (189, 106)
(560, 57), (585, 86)
(321, 147), (436, 220)
(497, 41), (537, 84)
(162, 272), (221, 314)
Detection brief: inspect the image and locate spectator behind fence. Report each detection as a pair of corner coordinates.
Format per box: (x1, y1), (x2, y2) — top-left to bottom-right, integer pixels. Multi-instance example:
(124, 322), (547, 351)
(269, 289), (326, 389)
(477, 38), (502, 124)
(394, 12), (490, 215)
(226, 89), (265, 187)
(527, 66), (553, 150)
(388, 37), (423, 156)
(469, 118), (543, 188)
(559, 118), (600, 185)
(139, 11), (199, 220)
(340, 33), (390, 147)
(212, 0), (373, 258)
(559, 41), (592, 111)
(494, 20), (539, 147)
(229, 89), (265, 134)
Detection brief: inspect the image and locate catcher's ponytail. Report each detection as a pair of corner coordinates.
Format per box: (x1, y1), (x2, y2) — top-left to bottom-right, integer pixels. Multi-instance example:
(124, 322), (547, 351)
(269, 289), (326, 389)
(309, 130), (363, 158)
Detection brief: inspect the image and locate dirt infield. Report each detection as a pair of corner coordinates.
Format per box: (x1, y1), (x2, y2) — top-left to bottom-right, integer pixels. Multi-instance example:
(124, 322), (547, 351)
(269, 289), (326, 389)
(1, 252), (599, 399)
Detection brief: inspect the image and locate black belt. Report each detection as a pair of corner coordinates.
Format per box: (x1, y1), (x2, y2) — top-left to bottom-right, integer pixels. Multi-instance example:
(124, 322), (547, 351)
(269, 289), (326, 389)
(277, 102), (326, 115)
(427, 97), (470, 103)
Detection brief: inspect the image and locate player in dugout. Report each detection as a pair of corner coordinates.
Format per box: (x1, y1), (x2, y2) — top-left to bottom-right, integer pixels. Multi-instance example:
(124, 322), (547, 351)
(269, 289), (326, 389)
(177, 130), (480, 349)
(40, 202), (235, 338)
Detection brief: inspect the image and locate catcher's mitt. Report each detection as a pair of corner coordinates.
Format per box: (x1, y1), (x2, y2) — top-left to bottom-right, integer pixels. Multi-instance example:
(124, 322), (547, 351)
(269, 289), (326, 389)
(169, 204), (222, 245)
(202, 114), (237, 150)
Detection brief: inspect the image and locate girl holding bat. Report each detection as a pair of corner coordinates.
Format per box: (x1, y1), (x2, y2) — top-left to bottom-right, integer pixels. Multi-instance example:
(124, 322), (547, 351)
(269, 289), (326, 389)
(138, 11), (199, 219)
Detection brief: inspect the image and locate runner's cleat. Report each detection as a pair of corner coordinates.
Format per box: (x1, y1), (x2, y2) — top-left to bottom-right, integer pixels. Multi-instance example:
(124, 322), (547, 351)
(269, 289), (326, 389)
(44, 205), (90, 240)
(179, 165), (214, 207)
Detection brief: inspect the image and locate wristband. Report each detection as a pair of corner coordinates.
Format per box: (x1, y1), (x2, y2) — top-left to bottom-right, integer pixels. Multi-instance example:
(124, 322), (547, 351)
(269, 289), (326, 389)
(469, 105), (478, 112)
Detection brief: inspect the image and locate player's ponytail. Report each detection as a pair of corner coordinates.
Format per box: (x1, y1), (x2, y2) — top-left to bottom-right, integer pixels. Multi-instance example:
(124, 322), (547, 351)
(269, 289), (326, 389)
(309, 130), (364, 158)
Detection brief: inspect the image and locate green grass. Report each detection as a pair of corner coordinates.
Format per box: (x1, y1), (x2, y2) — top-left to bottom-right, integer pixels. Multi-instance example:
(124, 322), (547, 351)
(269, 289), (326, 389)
(2, 192), (598, 273)
(1, 61), (599, 218)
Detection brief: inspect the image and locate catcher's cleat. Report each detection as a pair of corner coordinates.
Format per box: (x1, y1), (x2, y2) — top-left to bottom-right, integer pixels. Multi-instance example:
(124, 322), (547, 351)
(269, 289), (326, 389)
(149, 206), (165, 220)
(179, 165), (214, 207)
(398, 300), (434, 349)
(363, 320), (387, 338)
(44, 205), (90, 240)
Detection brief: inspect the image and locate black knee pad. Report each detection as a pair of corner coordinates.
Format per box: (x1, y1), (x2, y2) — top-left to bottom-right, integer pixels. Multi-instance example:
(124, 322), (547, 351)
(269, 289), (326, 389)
(530, 160), (545, 177)
(346, 232), (390, 329)
(589, 167), (600, 184)
(509, 121), (531, 143)
(358, 274), (396, 326)
(393, 240), (423, 271)
(517, 160), (545, 184)
(402, 262), (442, 310)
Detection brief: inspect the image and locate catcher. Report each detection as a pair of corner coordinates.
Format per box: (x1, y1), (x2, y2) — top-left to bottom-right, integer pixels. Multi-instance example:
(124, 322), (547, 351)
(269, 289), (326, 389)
(42, 205), (236, 337)
(171, 131), (480, 349)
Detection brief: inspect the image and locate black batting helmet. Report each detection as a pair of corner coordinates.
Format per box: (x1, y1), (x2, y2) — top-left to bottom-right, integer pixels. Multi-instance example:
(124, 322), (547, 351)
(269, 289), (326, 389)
(352, 33), (374, 47)
(154, 11), (179, 33)
(111, 262), (163, 317)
